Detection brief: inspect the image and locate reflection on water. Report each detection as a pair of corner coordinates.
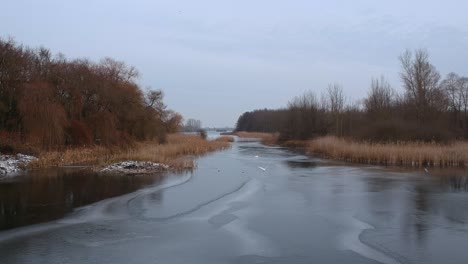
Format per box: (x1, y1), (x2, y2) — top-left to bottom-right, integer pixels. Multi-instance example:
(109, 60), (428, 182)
(435, 169), (468, 192)
(0, 168), (165, 230)
(285, 160), (318, 168)
(283, 155), (468, 249)
(362, 175), (398, 192)
(360, 168), (468, 247)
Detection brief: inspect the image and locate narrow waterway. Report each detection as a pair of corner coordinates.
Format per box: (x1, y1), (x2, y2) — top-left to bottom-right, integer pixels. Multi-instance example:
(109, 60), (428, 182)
(1, 136), (468, 264)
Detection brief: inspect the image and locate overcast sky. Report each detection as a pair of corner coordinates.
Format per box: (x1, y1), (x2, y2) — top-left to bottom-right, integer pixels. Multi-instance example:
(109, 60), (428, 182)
(2, 0), (468, 127)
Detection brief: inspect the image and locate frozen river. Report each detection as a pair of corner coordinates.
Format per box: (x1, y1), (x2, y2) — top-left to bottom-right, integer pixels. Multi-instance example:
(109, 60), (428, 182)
(1, 137), (468, 264)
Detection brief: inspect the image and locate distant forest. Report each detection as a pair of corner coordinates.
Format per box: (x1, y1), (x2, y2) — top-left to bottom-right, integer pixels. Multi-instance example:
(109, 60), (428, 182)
(236, 49), (468, 142)
(0, 38), (182, 150)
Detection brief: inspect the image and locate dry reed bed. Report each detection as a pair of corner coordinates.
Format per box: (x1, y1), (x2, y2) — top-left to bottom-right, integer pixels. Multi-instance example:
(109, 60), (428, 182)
(235, 132), (279, 145)
(282, 140), (309, 148)
(215, 136), (235, 142)
(307, 136), (468, 167)
(28, 134), (230, 170)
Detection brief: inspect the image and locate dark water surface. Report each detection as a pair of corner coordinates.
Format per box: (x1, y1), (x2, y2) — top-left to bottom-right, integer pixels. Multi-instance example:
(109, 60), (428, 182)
(1, 138), (468, 264)
(0, 168), (167, 230)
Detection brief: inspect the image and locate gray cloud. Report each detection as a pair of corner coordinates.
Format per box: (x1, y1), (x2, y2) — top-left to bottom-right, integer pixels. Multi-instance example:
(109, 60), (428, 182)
(2, 0), (467, 126)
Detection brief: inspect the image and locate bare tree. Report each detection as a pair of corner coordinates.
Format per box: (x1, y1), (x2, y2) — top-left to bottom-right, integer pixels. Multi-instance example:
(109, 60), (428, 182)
(442, 73), (462, 113)
(326, 83), (345, 136)
(326, 83), (345, 113)
(282, 91), (327, 140)
(98, 57), (139, 83)
(441, 73), (468, 137)
(184, 119), (202, 132)
(461, 77), (468, 117)
(364, 76), (395, 119)
(145, 89), (166, 117)
(399, 49), (443, 122)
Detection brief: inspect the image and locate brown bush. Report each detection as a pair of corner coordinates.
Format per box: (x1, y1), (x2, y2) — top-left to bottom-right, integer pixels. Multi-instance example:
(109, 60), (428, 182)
(0, 38), (177, 151)
(19, 82), (67, 149)
(65, 120), (93, 146)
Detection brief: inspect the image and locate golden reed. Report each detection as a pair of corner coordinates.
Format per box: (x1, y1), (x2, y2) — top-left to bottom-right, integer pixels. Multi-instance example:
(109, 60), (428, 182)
(307, 136), (468, 167)
(28, 134), (230, 170)
(234, 132), (279, 145)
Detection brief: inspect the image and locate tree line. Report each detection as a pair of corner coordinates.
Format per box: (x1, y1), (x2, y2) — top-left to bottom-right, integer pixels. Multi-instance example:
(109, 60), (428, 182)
(235, 49), (468, 142)
(0, 38), (182, 150)
(182, 118), (202, 132)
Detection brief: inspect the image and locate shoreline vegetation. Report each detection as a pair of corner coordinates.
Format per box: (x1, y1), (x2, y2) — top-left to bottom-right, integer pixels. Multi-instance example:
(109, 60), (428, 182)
(307, 136), (467, 168)
(26, 134), (230, 172)
(214, 135), (235, 143)
(234, 49), (468, 169)
(0, 38), (187, 175)
(0, 39), (233, 175)
(235, 132), (468, 168)
(232, 132), (278, 145)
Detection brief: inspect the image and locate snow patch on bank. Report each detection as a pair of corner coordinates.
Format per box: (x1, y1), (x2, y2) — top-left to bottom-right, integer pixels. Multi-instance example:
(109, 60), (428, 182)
(0, 154), (37, 176)
(101, 161), (169, 174)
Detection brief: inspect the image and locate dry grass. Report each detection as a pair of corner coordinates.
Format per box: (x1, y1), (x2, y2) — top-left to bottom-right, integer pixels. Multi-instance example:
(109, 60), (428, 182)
(235, 132), (279, 145)
(307, 136), (468, 167)
(215, 136), (235, 142)
(28, 134), (230, 170)
(282, 140), (309, 148)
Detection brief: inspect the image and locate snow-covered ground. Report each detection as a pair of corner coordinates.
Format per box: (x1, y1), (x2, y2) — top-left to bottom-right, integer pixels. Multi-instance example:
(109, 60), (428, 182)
(101, 161), (169, 174)
(0, 154), (37, 176)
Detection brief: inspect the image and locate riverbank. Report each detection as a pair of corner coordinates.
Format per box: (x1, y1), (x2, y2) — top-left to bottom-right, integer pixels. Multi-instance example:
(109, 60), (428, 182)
(234, 132), (468, 168)
(234, 132), (278, 145)
(214, 136), (235, 142)
(0, 154), (37, 175)
(2, 130), (468, 263)
(26, 134), (230, 171)
(306, 136), (468, 168)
